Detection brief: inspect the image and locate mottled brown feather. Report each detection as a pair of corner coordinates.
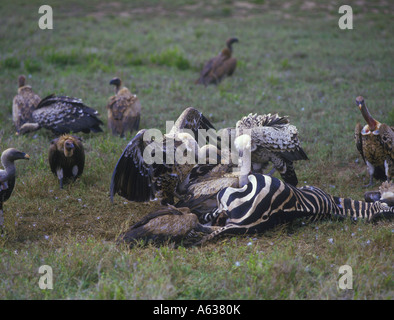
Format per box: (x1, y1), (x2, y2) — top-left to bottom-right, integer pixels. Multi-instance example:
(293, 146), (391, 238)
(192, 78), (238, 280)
(107, 82), (141, 137)
(12, 76), (41, 132)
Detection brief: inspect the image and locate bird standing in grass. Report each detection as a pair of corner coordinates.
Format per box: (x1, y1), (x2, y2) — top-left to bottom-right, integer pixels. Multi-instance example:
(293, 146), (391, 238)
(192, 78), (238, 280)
(354, 96), (394, 187)
(107, 77), (141, 137)
(196, 37), (239, 86)
(0, 148), (30, 231)
(12, 75), (41, 134)
(48, 134), (85, 189)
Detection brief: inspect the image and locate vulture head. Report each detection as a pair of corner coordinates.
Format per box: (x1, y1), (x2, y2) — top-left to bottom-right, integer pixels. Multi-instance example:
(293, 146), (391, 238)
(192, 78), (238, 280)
(226, 37), (239, 51)
(18, 75), (26, 88)
(356, 96), (379, 132)
(1, 148), (30, 164)
(63, 138), (76, 158)
(109, 77), (122, 94)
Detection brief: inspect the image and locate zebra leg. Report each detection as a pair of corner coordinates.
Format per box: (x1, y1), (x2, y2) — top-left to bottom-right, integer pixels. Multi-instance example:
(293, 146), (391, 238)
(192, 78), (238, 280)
(195, 224), (249, 246)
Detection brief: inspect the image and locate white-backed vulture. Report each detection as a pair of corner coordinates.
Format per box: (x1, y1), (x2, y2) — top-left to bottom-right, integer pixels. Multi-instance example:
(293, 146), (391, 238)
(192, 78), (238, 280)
(354, 96), (394, 187)
(117, 205), (212, 248)
(233, 113), (308, 186)
(110, 107), (218, 205)
(196, 37), (239, 86)
(48, 134), (85, 189)
(107, 77), (141, 137)
(17, 94), (103, 135)
(12, 75), (41, 133)
(0, 148), (30, 230)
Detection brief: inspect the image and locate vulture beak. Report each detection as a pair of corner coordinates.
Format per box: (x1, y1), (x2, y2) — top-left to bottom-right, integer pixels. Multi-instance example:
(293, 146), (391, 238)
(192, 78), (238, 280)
(23, 153), (30, 160)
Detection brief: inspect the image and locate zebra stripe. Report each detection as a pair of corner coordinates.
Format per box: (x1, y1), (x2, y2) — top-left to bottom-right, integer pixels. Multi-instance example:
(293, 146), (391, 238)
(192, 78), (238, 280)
(199, 174), (394, 244)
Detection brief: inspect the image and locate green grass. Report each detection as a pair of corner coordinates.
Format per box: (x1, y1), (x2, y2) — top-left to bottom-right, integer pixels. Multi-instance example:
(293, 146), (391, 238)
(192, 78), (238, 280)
(0, 0), (393, 300)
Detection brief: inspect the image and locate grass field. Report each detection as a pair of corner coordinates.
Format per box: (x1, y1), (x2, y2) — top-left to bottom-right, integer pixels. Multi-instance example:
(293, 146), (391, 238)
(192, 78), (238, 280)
(0, 0), (393, 300)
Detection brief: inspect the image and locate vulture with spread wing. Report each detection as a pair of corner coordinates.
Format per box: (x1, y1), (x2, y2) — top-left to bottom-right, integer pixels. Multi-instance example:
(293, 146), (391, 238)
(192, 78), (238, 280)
(232, 113), (308, 186)
(17, 94), (103, 135)
(110, 107), (219, 205)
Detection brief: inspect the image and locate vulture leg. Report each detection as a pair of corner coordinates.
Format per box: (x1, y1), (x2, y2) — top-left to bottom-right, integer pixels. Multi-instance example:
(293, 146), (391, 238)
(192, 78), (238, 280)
(364, 161), (375, 188)
(57, 168), (64, 189)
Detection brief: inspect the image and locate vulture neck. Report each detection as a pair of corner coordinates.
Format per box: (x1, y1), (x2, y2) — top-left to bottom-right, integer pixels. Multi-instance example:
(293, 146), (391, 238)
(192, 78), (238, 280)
(1, 157), (16, 178)
(237, 145), (251, 188)
(360, 104), (379, 131)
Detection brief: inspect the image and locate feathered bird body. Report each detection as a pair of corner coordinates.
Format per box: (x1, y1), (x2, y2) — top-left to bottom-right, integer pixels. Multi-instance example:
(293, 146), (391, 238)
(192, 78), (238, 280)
(354, 96), (394, 187)
(107, 78), (141, 137)
(175, 134), (253, 218)
(0, 148), (29, 228)
(176, 164), (239, 217)
(196, 37), (239, 86)
(12, 75), (41, 133)
(18, 94), (103, 135)
(48, 134), (85, 188)
(364, 181), (394, 206)
(117, 205), (212, 247)
(235, 113), (308, 186)
(110, 107), (217, 205)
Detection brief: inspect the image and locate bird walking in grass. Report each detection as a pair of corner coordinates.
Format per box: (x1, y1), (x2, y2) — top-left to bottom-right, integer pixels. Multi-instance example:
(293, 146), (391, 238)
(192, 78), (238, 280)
(48, 134), (85, 189)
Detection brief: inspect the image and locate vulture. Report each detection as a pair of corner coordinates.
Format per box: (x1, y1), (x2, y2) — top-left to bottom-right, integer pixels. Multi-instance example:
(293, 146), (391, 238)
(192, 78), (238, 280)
(110, 107), (218, 205)
(354, 96), (394, 187)
(233, 113), (308, 186)
(17, 94), (103, 135)
(48, 134), (85, 189)
(364, 181), (394, 207)
(175, 134), (253, 219)
(195, 37), (239, 86)
(0, 148), (30, 230)
(107, 77), (141, 137)
(117, 205), (212, 248)
(12, 75), (41, 133)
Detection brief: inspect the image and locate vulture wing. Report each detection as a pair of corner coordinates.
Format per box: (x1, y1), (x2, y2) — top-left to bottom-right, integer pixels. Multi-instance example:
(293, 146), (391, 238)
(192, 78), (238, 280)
(377, 123), (394, 159)
(32, 94), (103, 134)
(110, 129), (171, 202)
(354, 122), (366, 163)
